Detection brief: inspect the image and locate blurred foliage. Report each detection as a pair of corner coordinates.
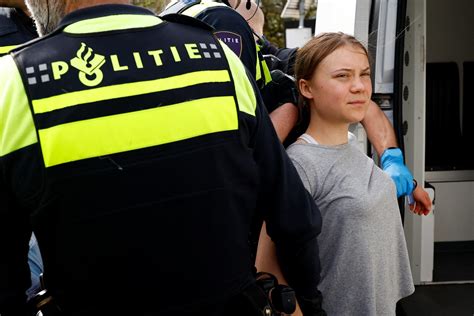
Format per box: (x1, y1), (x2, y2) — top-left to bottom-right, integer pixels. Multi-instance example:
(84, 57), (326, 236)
(132, 0), (169, 13)
(308, 2), (317, 19)
(260, 0), (285, 48)
(259, 0), (316, 48)
(132, 0), (317, 48)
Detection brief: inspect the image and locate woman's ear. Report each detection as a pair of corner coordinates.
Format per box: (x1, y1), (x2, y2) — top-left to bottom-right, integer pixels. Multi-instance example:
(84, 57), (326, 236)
(299, 79), (314, 100)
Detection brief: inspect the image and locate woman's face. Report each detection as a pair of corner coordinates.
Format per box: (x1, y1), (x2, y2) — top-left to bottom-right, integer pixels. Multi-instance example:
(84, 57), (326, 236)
(300, 45), (372, 125)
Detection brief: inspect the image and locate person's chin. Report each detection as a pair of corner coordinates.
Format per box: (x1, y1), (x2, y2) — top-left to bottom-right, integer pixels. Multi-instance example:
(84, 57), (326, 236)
(348, 110), (367, 123)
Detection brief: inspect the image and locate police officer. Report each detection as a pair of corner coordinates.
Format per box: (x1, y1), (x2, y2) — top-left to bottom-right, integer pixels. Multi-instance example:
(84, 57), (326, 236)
(0, 0), (36, 55)
(161, 0), (299, 143)
(0, 0), (45, 303)
(0, 1), (325, 315)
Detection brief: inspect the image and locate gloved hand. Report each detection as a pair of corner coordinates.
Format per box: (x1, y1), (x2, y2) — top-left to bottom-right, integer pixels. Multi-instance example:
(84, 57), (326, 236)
(380, 147), (414, 197)
(261, 69), (298, 113)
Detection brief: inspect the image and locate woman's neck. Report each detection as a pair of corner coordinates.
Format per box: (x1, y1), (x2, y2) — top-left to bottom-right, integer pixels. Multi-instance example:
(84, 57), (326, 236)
(305, 115), (350, 146)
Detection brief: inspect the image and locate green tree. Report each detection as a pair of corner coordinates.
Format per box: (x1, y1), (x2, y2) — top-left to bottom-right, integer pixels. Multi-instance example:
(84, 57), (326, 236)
(133, 0), (168, 13)
(261, 0), (285, 47)
(262, 0), (317, 47)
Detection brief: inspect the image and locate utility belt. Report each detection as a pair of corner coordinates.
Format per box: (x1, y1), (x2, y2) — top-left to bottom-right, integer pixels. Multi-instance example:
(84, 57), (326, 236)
(27, 272), (296, 316)
(227, 272), (296, 316)
(28, 289), (62, 316)
(27, 274), (62, 316)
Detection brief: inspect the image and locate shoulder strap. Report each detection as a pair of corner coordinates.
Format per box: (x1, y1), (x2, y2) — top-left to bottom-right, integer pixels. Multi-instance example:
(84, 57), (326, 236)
(299, 134), (319, 145)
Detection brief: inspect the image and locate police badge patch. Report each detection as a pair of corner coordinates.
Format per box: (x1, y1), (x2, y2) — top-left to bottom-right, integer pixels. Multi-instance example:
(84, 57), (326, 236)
(214, 31), (242, 57)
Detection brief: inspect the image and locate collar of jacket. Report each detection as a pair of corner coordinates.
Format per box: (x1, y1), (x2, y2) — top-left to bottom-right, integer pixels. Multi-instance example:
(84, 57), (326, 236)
(57, 4), (155, 29)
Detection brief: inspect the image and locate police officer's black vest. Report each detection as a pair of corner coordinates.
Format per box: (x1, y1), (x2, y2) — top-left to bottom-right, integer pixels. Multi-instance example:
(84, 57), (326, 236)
(12, 10), (243, 169)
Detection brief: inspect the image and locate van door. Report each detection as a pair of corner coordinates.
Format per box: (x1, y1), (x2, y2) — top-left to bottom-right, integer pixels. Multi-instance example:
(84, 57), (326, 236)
(398, 0), (435, 284)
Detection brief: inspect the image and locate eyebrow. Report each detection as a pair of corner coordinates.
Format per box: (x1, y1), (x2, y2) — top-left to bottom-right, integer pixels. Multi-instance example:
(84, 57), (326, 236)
(332, 66), (371, 73)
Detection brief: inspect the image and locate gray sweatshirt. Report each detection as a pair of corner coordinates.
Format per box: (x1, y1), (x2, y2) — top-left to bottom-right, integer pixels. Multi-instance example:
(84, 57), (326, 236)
(287, 141), (414, 316)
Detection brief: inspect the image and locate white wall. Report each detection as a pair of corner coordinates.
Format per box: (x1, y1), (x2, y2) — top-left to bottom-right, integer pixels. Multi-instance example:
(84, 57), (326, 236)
(426, 0), (474, 242)
(432, 182), (474, 242)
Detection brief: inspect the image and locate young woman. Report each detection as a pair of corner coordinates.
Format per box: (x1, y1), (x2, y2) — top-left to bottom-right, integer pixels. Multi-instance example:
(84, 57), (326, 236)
(285, 32), (418, 315)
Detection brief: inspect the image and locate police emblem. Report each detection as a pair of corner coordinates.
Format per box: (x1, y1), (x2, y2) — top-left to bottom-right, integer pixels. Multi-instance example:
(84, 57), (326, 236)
(214, 31), (243, 57)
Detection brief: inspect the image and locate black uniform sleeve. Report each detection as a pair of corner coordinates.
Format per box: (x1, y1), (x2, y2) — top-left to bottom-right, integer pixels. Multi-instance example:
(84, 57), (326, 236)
(259, 37), (298, 76)
(260, 69), (298, 113)
(247, 74), (324, 311)
(197, 6), (258, 79)
(0, 158), (31, 315)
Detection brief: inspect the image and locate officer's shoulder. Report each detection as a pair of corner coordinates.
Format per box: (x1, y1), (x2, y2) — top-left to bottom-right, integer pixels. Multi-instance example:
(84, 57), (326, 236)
(204, 4), (246, 22)
(8, 30), (53, 55)
(160, 13), (215, 32)
(0, 6), (12, 17)
(0, 7), (16, 30)
(199, 5), (251, 33)
(0, 7), (21, 27)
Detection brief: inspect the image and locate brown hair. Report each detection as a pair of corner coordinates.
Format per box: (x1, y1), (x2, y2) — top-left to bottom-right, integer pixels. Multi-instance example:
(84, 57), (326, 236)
(290, 32), (370, 136)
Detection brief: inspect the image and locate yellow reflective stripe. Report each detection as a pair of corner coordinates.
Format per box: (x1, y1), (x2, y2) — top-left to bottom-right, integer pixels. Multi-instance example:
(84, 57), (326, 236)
(181, 0), (227, 17)
(255, 55), (262, 82)
(260, 51), (272, 85)
(38, 96), (238, 167)
(263, 62), (271, 85)
(0, 56), (37, 157)
(0, 45), (17, 54)
(255, 45), (263, 82)
(32, 70), (231, 114)
(64, 15), (163, 34)
(255, 46), (271, 85)
(219, 42), (256, 116)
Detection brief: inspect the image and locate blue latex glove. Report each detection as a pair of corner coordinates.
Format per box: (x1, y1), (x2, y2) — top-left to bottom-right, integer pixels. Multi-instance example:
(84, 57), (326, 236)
(381, 148), (414, 197)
